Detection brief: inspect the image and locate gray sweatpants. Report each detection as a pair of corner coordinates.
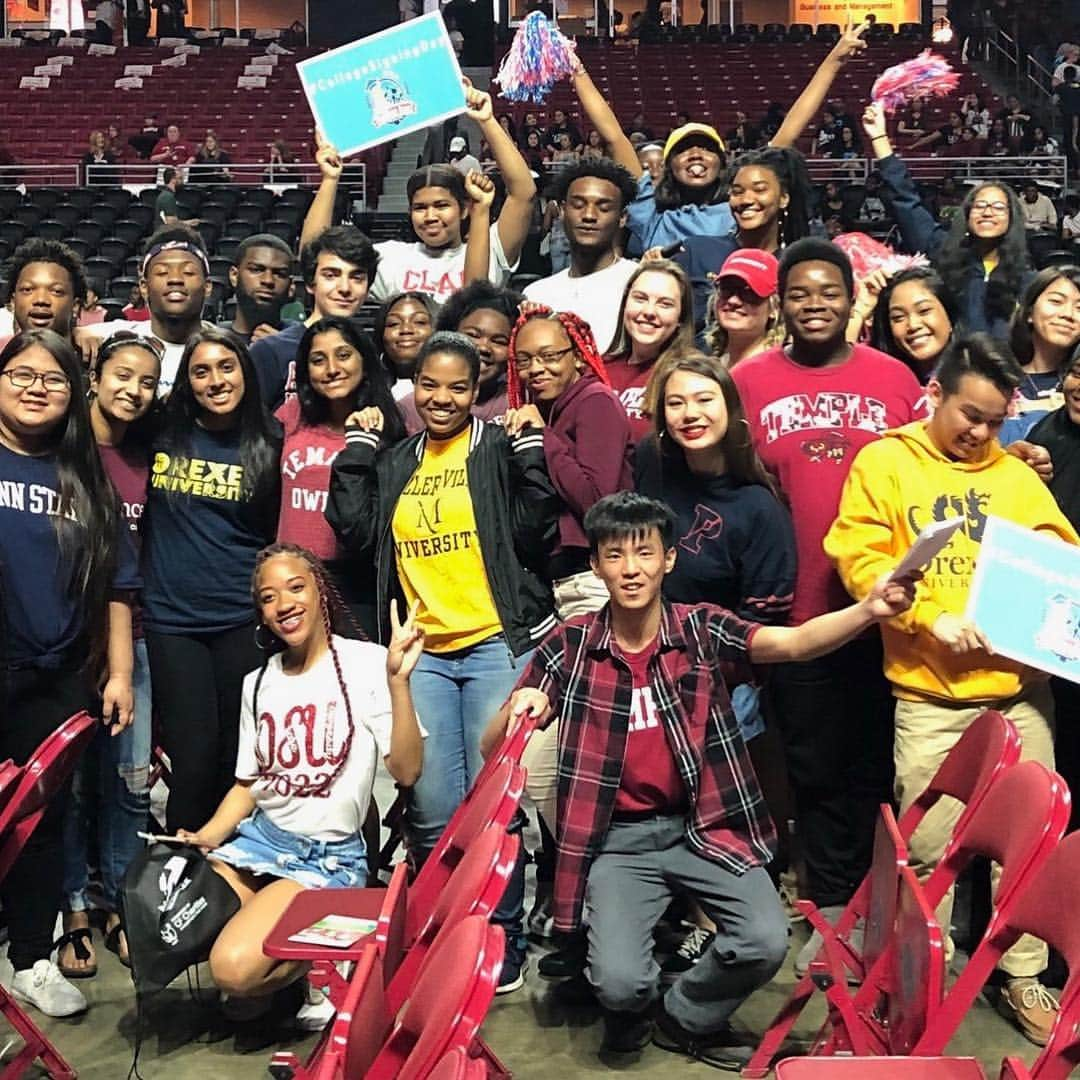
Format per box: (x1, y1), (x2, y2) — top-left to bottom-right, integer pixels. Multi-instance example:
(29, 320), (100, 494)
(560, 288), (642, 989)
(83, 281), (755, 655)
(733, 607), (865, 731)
(584, 815), (788, 1034)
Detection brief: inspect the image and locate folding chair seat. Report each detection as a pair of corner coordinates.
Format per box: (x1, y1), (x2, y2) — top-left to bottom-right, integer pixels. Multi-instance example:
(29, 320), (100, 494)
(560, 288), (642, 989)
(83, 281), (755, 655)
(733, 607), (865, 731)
(746, 711), (1021, 1076)
(775, 1059), (987, 1077)
(0, 713), (96, 1079)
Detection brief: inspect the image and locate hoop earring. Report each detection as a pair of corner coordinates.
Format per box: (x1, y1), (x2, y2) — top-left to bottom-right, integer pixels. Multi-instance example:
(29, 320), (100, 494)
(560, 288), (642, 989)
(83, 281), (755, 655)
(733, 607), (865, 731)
(254, 623), (276, 651)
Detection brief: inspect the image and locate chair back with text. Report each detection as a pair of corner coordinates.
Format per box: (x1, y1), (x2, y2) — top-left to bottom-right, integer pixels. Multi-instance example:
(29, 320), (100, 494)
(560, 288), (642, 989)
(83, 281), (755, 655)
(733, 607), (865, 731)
(388, 825), (517, 1012)
(366, 915), (504, 1080)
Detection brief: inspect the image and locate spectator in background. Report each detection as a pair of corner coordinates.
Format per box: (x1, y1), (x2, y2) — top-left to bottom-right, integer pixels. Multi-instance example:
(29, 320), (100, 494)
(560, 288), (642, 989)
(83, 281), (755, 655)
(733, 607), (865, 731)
(551, 132), (580, 165)
(961, 92), (991, 137)
(77, 283), (108, 326)
(81, 130), (116, 184)
(447, 136), (482, 177)
(1000, 93), (1033, 149)
(1062, 193), (1080, 239)
(1053, 41), (1080, 86)
(523, 130), (550, 173)
(628, 111), (655, 141)
(128, 116), (162, 160)
(758, 102), (787, 142)
(855, 171), (889, 225)
(103, 123), (124, 160)
(546, 109), (584, 153)
(985, 116), (1011, 156)
(897, 99), (930, 143)
(194, 132), (232, 183)
(1028, 124), (1060, 157)
(154, 169), (199, 227)
(582, 130), (607, 162)
(909, 110), (964, 152)
(152, 0), (187, 38)
(126, 0), (150, 44)
(1020, 180), (1058, 232)
(1057, 64), (1080, 168)
(150, 124), (195, 167)
(636, 142), (664, 183)
(264, 139), (300, 183)
(122, 283), (150, 322)
(812, 107), (844, 156)
(726, 110), (759, 153)
(93, 0), (121, 43)
(497, 113), (518, 145)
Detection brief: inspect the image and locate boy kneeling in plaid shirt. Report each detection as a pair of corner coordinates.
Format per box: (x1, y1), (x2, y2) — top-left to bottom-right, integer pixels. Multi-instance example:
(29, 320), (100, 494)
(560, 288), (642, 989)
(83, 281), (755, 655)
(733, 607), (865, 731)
(483, 491), (915, 1069)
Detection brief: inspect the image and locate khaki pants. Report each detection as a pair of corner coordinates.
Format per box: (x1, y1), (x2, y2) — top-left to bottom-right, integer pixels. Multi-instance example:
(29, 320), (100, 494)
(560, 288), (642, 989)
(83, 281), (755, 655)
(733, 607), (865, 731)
(522, 570), (609, 829)
(894, 682), (1055, 978)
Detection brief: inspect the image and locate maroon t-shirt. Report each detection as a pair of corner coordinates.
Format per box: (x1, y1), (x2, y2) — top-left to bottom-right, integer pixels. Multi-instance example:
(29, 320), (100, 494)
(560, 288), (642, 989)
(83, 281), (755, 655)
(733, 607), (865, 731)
(604, 353), (657, 444)
(98, 442), (149, 639)
(613, 638), (687, 815)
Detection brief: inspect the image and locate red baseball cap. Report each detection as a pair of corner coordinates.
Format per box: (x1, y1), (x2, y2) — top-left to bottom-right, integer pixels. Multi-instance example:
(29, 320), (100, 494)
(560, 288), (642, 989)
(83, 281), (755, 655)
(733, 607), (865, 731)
(715, 249), (779, 298)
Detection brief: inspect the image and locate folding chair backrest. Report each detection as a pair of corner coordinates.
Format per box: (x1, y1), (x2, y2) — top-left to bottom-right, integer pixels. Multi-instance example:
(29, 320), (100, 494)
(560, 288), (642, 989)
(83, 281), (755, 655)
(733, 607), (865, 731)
(937, 762), (1070, 903)
(775, 1059), (987, 1076)
(467, 712), (537, 800)
(0, 712), (96, 881)
(997, 832), (1080, 1080)
(903, 710), (1020, 842)
(427, 1047), (488, 1080)
(367, 915), (504, 1080)
(388, 826), (517, 1012)
(888, 866), (945, 1054)
(375, 861), (408, 984)
(331, 944), (388, 1078)
(864, 804), (908, 973)
(408, 759), (524, 938)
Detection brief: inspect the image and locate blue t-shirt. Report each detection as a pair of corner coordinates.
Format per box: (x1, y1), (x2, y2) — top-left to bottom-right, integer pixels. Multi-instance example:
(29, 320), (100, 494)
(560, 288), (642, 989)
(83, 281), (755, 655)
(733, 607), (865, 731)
(142, 425), (279, 634)
(250, 321), (306, 411)
(0, 445), (140, 667)
(626, 172), (735, 258)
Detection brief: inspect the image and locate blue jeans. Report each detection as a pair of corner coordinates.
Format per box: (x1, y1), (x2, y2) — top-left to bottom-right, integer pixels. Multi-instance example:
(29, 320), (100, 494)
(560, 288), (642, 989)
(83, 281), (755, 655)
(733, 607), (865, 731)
(406, 633), (531, 963)
(63, 638), (152, 912)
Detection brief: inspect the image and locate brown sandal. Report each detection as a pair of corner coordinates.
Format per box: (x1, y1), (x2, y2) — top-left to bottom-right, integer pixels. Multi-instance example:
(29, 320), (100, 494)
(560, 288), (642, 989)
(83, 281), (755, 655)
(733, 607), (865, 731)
(55, 926), (98, 979)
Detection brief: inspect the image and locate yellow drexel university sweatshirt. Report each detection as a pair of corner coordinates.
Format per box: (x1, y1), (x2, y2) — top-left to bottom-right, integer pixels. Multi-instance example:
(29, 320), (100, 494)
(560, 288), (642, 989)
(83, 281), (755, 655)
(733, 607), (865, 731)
(824, 421), (1079, 704)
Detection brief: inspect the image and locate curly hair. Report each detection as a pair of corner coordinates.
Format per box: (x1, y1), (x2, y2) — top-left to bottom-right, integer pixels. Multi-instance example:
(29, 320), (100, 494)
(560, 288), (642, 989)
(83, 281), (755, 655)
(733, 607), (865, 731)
(436, 280), (523, 333)
(300, 225), (379, 287)
(506, 306), (611, 409)
(935, 181), (1031, 328)
(2, 238), (88, 310)
(249, 543), (363, 798)
(550, 158), (638, 210)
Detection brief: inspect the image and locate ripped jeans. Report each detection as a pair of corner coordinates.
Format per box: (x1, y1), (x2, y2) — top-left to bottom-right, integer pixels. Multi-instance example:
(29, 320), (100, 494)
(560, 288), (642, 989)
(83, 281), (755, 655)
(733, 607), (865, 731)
(62, 639), (152, 914)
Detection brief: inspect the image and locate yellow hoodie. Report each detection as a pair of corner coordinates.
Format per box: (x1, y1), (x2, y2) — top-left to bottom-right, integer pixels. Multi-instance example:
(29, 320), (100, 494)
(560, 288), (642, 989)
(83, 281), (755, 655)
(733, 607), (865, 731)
(824, 421), (1079, 703)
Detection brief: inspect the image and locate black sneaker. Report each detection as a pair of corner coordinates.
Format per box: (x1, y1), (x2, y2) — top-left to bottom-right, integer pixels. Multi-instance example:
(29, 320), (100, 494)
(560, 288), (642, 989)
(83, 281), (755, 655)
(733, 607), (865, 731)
(601, 1008), (653, 1054)
(652, 1005), (754, 1071)
(660, 926), (716, 983)
(527, 880), (555, 941)
(538, 931), (587, 979)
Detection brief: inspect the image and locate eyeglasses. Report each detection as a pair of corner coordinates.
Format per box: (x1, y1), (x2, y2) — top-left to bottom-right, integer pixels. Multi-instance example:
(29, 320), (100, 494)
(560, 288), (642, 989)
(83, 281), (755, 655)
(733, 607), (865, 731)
(2, 367), (71, 392)
(971, 200), (1009, 214)
(513, 346), (575, 372)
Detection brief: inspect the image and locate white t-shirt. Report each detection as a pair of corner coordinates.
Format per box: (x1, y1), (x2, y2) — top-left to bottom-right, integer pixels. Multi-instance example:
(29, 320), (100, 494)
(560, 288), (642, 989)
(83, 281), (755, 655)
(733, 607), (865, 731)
(522, 257), (638, 355)
(236, 637), (407, 841)
(370, 222), (516, 305)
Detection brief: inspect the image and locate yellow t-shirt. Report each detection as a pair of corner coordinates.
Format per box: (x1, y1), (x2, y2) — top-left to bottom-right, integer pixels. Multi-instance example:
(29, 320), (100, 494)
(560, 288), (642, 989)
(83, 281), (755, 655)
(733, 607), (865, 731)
(391, 427), (502, 653)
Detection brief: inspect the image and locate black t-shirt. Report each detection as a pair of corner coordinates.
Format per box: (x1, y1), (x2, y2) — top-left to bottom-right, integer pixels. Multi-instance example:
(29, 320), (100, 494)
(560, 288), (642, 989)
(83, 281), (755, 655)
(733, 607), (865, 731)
(1060, 83), (1080, 116)
(0, 445), (140, 667)
(1029, 407), (1080, 535)
(142, 424), (279, 633)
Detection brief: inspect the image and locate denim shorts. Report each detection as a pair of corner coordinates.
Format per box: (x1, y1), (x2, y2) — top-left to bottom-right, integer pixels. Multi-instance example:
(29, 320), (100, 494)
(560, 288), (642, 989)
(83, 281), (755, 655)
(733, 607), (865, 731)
(211, 811), (368, 889)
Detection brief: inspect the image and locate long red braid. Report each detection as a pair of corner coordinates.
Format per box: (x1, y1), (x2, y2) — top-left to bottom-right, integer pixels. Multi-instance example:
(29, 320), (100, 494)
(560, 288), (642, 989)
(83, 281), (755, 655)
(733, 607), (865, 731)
(250, 542), (361, 799)
(506, 306), (612, 409)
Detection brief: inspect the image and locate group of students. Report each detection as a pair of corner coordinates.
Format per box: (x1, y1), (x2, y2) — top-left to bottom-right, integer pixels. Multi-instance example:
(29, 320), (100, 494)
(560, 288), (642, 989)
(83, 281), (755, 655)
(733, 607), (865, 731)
(3, 25), (1080, 1071)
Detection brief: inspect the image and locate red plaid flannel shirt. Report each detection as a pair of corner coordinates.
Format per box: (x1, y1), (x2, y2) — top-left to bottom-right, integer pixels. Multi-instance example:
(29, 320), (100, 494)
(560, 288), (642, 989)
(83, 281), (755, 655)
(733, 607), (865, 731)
(516, 601), (779, 932)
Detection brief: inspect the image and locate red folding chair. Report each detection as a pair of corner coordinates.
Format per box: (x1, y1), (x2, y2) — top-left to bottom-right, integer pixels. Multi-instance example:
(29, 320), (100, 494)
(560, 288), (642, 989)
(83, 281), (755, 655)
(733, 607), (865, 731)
(0, 711), (97, 1080)
(367, 915), (505, 1080)
(386, 824), (518, 1012)
(910, 761), (1071, 1055)
(746, 710), (1020, 1077)
(405, 758), (526, 942)
(774, 1059), (987, 1077)
(978, 832), (1080, 1080)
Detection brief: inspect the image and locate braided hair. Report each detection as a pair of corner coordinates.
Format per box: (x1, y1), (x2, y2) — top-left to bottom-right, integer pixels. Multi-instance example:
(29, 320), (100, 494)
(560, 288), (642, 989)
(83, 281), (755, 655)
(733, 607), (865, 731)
(505, 306), (612, 409)
(249, 543), (363, 799)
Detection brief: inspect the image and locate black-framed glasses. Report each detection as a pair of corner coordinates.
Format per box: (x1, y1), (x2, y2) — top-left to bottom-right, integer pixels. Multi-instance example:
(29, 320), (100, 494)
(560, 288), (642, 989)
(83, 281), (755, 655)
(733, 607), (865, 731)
(2, 367), (71, 392)
(513, 346), (575, 372)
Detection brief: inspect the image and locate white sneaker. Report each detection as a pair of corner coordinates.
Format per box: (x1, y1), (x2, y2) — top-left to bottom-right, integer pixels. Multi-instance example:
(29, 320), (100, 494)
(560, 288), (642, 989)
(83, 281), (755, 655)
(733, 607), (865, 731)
(296, 983), (335, 1032)
(12, 960), (88, 1017)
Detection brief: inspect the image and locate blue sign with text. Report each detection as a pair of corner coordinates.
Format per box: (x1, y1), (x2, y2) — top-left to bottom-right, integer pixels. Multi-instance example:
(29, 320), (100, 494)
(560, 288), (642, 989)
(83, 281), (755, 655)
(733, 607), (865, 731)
(297, 12), (467, 157)
(966, 516), (1080, 684)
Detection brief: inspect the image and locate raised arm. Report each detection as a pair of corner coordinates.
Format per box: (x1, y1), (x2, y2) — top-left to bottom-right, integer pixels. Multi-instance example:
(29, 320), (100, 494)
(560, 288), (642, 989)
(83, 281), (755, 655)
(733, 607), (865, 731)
(567, 56), (641, 176)
(463, 170), (495, 284)
(300, 130), (343, 251)
(771, 22), (869, 148)
(464, 80), (536, 266)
